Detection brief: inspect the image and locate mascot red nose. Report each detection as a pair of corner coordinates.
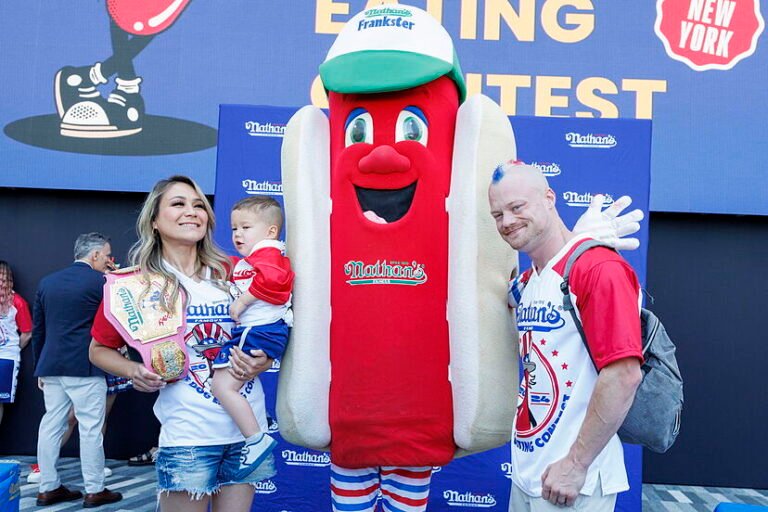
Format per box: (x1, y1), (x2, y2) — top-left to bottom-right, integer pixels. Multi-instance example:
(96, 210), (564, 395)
(278, 5), (519, 510)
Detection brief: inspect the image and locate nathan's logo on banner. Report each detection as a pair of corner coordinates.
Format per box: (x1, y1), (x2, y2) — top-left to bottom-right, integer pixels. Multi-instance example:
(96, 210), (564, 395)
(531, 161), (562, 177)
(253, 479), (277, 495)
(359, 7), (415, 31)
(344, 259), (428, 286)
(242, 179), (283, 196)
(245, 121), (286, 137)
(565, 132), (617, 148)
(655, 0), (765, 71)
(500, 462), (515, 480)
(281, 449), (331, 467)
(563, 191), (615, 208)
(442, 490), (497, 508)
(517, 301), (565, 332)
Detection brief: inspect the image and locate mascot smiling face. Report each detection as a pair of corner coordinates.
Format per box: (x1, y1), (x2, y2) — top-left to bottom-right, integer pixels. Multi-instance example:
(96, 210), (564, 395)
(329, 79), (457, 226)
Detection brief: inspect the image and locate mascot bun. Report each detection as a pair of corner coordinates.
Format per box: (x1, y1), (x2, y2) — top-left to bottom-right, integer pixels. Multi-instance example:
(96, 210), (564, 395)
(319, 5), (466, 100)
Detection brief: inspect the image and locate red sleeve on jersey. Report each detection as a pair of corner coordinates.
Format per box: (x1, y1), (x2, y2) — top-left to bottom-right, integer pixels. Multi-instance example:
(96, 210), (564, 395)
(12, 293), (32, 333)
(569, 248), (643, 370)
(91, 300), (126, 349)
(244, 247), (295, 305)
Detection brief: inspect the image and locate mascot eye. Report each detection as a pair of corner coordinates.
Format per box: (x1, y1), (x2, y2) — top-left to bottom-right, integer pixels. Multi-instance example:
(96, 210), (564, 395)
(395, 107), (428, 146)
(345, 110), (373, 147)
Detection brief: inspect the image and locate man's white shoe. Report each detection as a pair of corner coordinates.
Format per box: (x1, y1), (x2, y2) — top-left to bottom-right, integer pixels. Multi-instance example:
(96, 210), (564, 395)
(27, 464), (111, 484)
(27, 464), (40, 484)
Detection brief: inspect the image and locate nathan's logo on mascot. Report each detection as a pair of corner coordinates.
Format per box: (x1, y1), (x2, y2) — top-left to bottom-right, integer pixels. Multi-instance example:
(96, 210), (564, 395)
(281, 450), (331, 467)
(563, 191), (615, 208)
(531, 161), (562, 177)
(344, 259), (428, 286)
(253, 480), (277, 495)
(442, 490), (497, 508)
(565, 132), (617, 148)
(516, 302), (565, 332)
(242, 179), (283, 197)
(245, 121), (286, 138)
(655, 0), (765, 71)
(358, 7), (415, 31)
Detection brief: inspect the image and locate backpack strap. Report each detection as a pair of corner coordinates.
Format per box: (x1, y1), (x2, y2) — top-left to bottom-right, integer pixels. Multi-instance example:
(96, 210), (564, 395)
(559, 239), (615, 372)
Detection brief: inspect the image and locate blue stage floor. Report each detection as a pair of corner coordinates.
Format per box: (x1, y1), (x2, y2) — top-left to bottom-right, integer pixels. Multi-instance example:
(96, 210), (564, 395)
(6, 456), (768, 511)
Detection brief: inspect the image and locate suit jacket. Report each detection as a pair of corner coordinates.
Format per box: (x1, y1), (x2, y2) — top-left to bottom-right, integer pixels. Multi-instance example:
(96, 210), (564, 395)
(32, 262), (105, 377)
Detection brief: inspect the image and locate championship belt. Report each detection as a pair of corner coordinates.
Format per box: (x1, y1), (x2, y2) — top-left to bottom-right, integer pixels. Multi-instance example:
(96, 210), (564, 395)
(103, 268), (189, 381)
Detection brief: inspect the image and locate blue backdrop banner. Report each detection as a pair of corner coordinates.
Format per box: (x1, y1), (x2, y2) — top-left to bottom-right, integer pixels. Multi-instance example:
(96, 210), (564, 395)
(0, 1), (763, 215)
(213, 104), (651, 512)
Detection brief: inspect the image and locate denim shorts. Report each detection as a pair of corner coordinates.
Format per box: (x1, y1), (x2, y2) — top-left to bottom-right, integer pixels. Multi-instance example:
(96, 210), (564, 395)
(156, 442), (276, 497)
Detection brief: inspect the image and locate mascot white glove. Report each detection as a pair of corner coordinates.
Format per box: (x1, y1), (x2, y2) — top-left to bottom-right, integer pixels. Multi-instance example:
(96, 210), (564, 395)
(573, 194), (645, 251)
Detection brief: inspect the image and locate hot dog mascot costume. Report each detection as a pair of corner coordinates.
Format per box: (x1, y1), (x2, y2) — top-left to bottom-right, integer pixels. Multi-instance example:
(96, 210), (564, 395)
(277, 6), (519, 510)
(276, 5), (645, 510)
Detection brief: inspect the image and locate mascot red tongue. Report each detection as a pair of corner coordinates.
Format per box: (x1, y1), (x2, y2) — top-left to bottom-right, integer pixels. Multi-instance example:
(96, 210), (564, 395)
(278, 4), (520, 508)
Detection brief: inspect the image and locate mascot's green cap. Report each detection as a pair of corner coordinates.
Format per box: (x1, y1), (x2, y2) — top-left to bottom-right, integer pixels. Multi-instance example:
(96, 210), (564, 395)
(319, 5), (466, 102)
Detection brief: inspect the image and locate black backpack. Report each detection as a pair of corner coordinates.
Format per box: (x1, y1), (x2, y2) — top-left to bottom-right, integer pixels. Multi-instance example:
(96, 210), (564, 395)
(560, 239), (683, 453)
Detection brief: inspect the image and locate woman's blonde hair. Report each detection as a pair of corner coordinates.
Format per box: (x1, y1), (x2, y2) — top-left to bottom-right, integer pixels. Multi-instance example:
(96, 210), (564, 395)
(128, 175), (229, 312)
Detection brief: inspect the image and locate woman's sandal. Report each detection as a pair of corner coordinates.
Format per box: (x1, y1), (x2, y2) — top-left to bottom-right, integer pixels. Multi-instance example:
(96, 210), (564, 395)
(127, 447), (157, 466)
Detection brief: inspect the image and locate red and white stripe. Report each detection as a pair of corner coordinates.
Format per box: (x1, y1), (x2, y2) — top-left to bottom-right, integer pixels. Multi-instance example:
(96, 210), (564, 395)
(331, 464), (432, 512)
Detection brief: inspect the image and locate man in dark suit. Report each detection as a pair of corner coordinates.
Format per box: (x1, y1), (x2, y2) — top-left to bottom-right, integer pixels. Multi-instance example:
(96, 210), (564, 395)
(32, 233), (123, 508)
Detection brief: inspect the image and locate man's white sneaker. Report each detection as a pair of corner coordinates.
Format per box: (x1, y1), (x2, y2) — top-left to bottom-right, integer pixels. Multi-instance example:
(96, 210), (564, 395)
(27, 464), (111, 484)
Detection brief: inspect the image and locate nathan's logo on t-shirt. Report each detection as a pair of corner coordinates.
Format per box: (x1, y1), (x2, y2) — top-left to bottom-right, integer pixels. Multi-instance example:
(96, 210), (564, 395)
(442, 490), (497, 508)
(359, 7), (415, 31)
(186, 301), (230, 323)
(344, 259), (427, 286)
(565, 132), (617, 148)
(517, 301), (565, 332)
(281, 449), (331, 467)
(253, 479), (277, 494)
